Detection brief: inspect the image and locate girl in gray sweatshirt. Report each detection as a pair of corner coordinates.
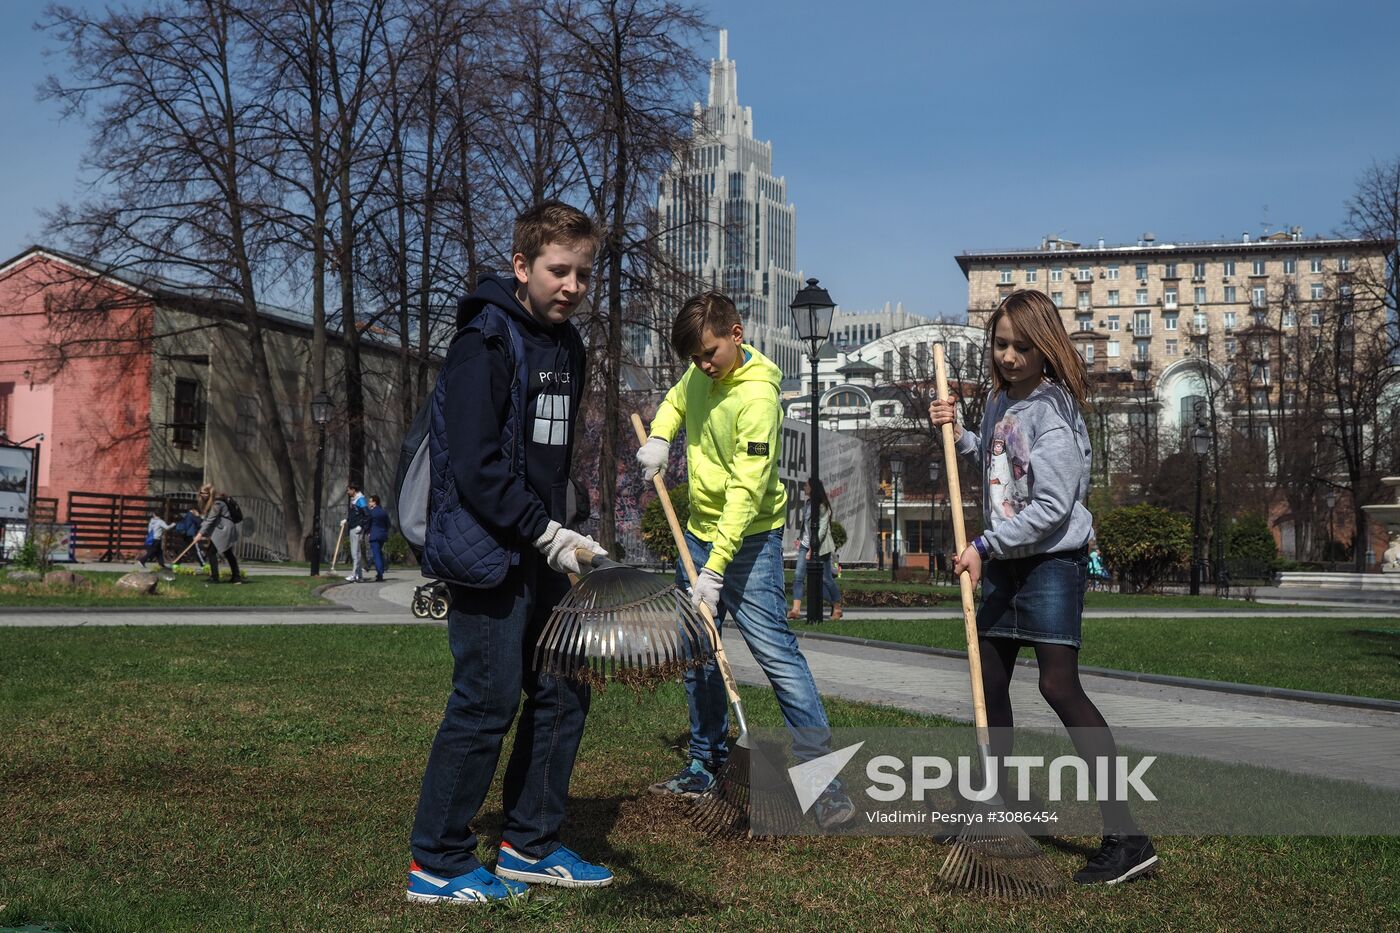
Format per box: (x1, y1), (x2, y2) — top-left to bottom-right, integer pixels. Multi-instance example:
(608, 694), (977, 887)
(930, 289), (1157, 886)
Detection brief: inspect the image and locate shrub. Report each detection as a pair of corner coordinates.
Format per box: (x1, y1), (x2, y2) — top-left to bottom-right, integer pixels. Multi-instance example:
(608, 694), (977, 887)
(830, 521), (848, 551)
(1228, 513), (1277, 563)
(384, 532), (412, 565)
(641, 482), (690, 564)
(1097, 504), (1191, 593)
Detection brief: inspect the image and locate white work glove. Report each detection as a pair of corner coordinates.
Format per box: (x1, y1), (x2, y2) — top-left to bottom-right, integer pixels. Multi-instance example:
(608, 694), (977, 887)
(533, 520), (606, 576)
(691, 567), (724, 616)
(636, 436), (670, 481)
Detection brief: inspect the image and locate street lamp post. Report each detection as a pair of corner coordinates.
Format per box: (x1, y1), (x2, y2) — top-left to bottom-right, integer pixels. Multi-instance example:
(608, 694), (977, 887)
(889, 452), (905, 582)
(1189, 416), (1210, 595)
(929, 460), (942, 582)
(791, 278), (836, 625)
(1324, 487), (1338, 572)
(310, 392), (332, 577)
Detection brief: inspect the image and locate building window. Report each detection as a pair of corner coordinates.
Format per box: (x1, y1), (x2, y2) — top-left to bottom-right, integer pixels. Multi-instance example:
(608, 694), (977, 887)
(1082, 343), (1095, 364)
(1223, 260), (1236, 277)
(1194, 310), (1207, 331)
(235, 393), (259, 452)
(1194, 286), (1207, 305)
(1051, 291), (1064, 307)
(1074, 265), (1090, 282)
(1251, 286), (1267, 308)
(1339, 256), (1351, 272)
(0, 382), (10, 437)
(1283, 309), (1297, 327)
(1135, 288), (1149, 305)
(1107, 289), (1119, 306)
(1225, 338), (1237, 355)
(1166, 339), (1179, 356)
(1224, 311), (1237, 330)
(882, 350), (893, 381)
(1163, 262), (1178, 279)
(1077, 291), (1091, 310)
(948, 341), (962, 365)
(1193, 261), (1207, 279)
(1077, 314), (1092, 332)
(1224, 285), (1237, 303)
(999, 267), (1014, 284)
(1107, 315), (1120, 331)
(1283, 258), (1296, 274)
(1252, 259), (1267, 276)
(172, 377), (204, 449)
(1106, 264), (1120, 280)
(1310, 257), (1323, 273)
(1310, 282), (1325, 300)
(1310, 310), (1322, 327)
(1164, 313), (1178, 331)
(1135, 263), (1148, 281)
(1164, 288), (1178, 309)
(1050, 267), (1063, 283)
(1134, 340), (1150, 361)
(1133, 311), (1151, 335)
(1107, 340), (1120, 357)
(1025, 268), (1038, 283)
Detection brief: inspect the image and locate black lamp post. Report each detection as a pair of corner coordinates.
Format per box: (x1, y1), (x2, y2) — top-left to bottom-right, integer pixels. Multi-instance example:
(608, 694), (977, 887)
(889, 452), (905, 582)
(929, 460), (942, 580)
(310, 392), (332, 577)
(791, 277), (836, 625)
(1324, 487), (1338, 572)
(876, 485), (887, 572)
(1189, 414), (1210, 595)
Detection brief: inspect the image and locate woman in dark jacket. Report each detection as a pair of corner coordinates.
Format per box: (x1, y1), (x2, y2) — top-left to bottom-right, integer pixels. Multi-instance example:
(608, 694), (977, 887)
(367, 495), (392, 582)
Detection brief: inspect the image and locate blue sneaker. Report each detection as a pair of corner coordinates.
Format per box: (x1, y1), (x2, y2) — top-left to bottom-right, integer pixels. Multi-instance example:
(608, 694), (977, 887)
(406, 861), (528, 904)
(495, 842), (614, 888)
(647, 758), (716, 798)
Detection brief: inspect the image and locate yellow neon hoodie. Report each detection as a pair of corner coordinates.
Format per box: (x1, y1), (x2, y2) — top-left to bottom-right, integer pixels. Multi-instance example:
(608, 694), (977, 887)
(649, 345), (786, 574)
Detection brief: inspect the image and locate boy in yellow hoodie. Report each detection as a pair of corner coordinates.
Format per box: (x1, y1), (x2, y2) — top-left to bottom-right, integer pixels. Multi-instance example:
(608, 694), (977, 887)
(637, 291), (855, 830)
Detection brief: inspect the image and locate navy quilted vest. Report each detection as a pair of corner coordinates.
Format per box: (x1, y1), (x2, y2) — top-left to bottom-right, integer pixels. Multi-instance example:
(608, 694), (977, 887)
(421, 306), (527, 587)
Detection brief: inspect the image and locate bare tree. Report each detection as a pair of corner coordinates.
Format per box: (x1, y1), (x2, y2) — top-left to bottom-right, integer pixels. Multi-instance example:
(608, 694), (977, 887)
(40, 0), (306, 554)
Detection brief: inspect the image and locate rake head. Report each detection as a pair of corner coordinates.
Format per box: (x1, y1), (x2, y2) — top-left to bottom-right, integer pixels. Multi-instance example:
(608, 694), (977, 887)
(938, 820), (1065, 898)
(534, 559), (716, 689)
(690, 737), (806, 839)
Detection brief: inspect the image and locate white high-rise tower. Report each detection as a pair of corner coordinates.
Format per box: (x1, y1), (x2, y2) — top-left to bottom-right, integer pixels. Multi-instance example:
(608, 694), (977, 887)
(651, 29), (804, 378)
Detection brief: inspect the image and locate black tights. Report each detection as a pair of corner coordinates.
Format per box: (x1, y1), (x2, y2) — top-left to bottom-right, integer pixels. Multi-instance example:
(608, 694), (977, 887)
(979, 636), (1136, 834)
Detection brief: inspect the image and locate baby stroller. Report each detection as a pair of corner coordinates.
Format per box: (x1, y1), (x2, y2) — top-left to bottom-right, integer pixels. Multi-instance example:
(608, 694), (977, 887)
(411, 580), (450, 621)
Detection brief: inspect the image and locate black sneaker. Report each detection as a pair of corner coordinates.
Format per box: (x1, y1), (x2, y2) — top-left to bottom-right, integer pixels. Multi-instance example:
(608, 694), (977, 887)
(811, 786), (857, 831)
(1073, 834), (1159, 885)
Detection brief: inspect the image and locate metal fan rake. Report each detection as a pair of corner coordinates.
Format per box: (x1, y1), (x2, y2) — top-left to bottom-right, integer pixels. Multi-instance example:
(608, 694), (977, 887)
(534, 551), (717, 690)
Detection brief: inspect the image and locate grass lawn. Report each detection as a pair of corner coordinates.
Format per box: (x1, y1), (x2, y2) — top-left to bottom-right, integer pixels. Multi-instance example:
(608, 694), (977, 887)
(0, 570), (336, 608)
(2, 625), (1397, 931)
(813, 616), (1400, 700)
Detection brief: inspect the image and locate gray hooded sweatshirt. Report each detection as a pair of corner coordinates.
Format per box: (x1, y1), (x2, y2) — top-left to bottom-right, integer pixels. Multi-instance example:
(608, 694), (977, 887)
(954, 380), (1094, 559)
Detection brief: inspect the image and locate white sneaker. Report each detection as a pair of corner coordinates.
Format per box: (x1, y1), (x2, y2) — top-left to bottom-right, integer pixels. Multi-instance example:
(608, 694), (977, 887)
(345, 574), (359, 582)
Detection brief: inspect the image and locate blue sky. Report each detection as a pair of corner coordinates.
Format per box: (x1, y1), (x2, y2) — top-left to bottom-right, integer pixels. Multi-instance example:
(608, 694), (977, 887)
(5, 0), (1400, 318)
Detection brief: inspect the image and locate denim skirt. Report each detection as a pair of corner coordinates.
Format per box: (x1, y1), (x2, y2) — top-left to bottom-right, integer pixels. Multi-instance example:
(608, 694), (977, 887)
(976, 548), (1089, 648)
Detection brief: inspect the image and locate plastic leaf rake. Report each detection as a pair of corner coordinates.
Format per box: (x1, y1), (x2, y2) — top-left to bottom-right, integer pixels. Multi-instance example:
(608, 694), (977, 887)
(534, 553), (717, 690)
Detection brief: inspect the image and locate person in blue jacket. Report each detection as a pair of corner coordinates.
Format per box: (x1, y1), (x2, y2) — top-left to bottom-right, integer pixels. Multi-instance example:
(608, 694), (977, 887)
(366, 495), (391, 582)
(407, 201), (610, 906)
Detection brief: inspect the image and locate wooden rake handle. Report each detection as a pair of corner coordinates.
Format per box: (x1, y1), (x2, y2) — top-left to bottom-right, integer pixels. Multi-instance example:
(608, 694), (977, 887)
(329, 522), (346, 571)
(934, 344), (990, 740)
(170, 540), (197, 565)
(630, 413), (744, 709)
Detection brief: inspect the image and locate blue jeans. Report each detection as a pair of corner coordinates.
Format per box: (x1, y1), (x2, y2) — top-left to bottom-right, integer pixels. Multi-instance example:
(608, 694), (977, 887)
(677, 529), (832, 765)
(791, 544), (841, 604)
(410, 550), (590, 877)
(369, 539), (387, 577)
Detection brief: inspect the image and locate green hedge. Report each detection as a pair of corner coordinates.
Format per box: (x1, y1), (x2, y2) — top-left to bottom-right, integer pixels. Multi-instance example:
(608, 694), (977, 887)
(1097, 503), (1191, 593)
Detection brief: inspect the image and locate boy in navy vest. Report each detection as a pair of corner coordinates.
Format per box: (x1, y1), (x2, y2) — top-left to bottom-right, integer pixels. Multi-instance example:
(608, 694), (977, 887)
(408, 202), (609, 905)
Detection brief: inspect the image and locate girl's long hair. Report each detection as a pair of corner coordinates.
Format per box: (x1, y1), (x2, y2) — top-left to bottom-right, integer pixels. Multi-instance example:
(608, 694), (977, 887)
(807, 477), (832, 510)
(197, 483), (217, 516)
(986, 289), (1088, 404)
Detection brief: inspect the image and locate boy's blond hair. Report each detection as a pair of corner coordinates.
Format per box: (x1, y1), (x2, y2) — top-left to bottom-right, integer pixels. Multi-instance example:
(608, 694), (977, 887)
(671, 291), (741, 358)
(511, 201), (597, 264)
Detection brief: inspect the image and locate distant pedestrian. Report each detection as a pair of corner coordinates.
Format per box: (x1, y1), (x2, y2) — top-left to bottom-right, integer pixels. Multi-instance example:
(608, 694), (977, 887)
(343, 483), (370, 582)
(788, 478), (843, 621)
(367, 494), (391, 582)
(193, 483), (244, 584)
(139, 512), (174, 570)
